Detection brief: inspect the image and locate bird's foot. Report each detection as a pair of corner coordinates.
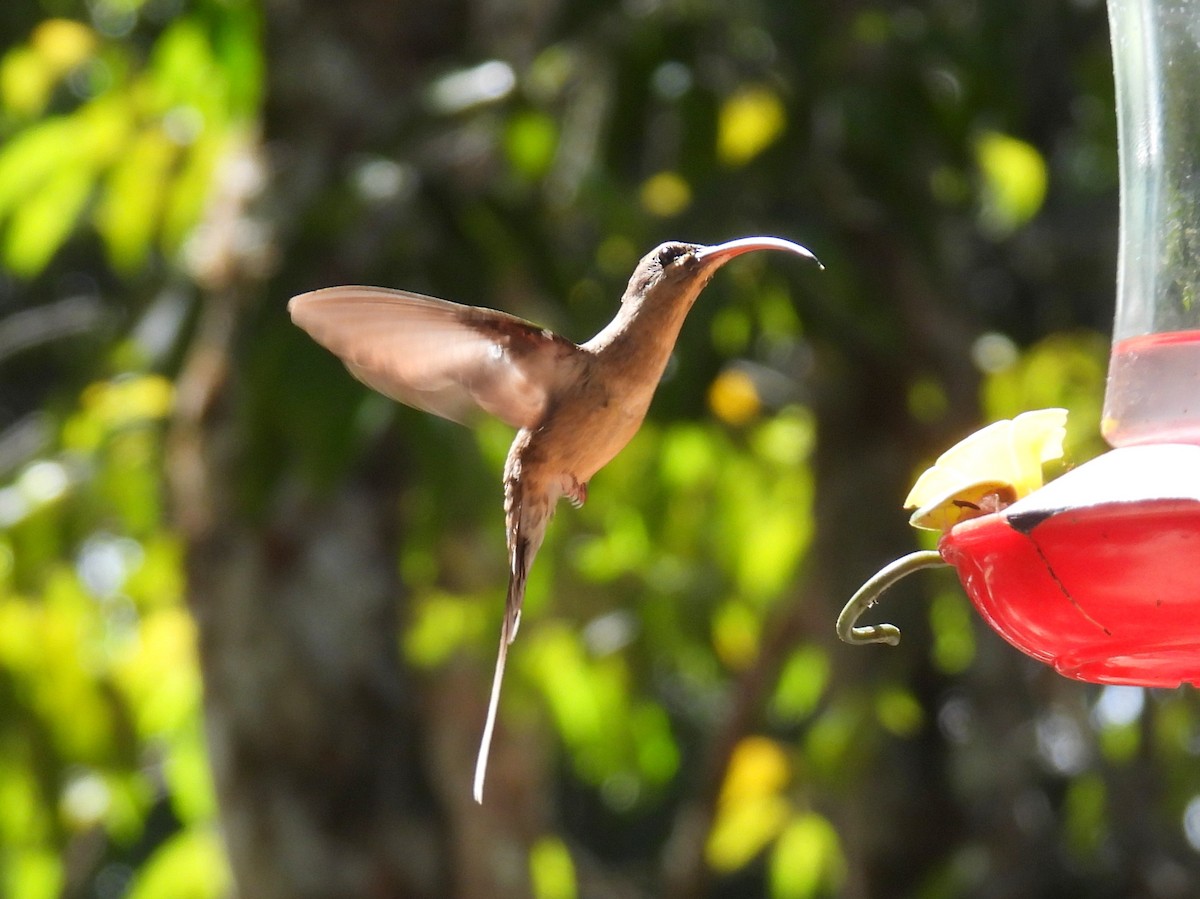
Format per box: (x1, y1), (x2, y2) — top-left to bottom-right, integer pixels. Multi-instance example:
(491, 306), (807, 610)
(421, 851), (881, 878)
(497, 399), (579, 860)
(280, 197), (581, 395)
(566, 477), (588, 508)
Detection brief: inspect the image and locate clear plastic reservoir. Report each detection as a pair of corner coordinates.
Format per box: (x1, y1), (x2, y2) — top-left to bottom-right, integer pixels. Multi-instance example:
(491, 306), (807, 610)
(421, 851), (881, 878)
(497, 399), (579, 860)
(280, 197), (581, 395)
(1102, 0), (1200, 447)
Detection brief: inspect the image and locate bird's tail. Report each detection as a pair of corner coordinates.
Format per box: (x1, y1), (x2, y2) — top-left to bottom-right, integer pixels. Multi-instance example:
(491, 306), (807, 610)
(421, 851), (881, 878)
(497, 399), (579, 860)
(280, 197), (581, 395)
(473, 523), (539, 803)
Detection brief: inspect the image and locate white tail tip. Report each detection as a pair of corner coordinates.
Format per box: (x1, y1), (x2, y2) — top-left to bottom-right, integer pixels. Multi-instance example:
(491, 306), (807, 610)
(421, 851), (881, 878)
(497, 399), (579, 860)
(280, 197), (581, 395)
(473, 626), (509, 804)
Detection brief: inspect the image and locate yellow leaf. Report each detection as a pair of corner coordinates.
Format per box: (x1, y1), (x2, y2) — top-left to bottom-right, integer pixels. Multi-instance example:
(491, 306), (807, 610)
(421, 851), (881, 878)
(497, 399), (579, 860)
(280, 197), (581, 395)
(717, 735), (790, 809)
(708, 368), (761, 426)
(976, 130), (1048, 236)
(529, 836), (577, 899)
(717, 86), (786, 166)
(639, 171), (691, 217)
(0, 20), (96, 118)
(707, 794), (791, 872)
(112, 606), (201, 737)
(712, 601), (759, 670)
(32, 19), (97, 73)
(1, 49), (54, 116)
(83, 375), (175, 427)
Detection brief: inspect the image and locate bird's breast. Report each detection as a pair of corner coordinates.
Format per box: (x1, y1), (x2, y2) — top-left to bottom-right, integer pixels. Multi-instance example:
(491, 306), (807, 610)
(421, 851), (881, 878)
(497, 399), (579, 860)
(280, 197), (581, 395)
(527, 378), (655, 489)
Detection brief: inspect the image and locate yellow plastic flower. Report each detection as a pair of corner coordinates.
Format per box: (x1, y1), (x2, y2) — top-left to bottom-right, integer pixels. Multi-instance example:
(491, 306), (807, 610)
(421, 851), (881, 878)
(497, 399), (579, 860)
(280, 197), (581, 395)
(904, 408), (1067, 532)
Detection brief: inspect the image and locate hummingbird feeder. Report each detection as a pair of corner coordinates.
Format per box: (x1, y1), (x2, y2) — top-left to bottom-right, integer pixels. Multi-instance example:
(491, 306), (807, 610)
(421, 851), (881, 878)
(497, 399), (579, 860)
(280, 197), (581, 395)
(840, 0), (1200, 688)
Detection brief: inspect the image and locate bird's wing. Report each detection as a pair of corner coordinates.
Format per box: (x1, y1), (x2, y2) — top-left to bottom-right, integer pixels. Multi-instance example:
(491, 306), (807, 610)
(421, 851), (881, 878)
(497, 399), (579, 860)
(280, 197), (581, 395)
(288, 286), (582, 429)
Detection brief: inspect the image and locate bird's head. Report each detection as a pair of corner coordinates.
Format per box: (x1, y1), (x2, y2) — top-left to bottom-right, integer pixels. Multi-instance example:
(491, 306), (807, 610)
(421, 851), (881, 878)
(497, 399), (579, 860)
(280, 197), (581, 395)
(621, 237), (822, 311)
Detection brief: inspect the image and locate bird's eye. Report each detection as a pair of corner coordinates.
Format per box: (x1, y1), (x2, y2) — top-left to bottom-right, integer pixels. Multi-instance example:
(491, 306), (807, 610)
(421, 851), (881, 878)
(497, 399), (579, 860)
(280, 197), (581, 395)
(656, 245), (685, 267)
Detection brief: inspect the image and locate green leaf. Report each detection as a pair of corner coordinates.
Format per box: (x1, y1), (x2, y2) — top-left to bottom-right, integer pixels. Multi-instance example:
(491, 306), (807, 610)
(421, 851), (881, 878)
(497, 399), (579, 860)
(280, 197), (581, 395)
(0, 116), (86, 221)
(771, 646), (829, 722)
(164, 728), (217, 825)
(126, 828), (230, 899)
(505, 110), (558, 179)
(769, 812), (846, 899)
(95, 126), (179, 271)
(529, 836), (577, 899)
(3, 848), (61, 899)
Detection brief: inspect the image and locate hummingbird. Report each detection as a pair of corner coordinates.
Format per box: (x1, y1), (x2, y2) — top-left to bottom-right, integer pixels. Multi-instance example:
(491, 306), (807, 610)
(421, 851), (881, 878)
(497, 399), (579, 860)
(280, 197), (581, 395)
(288, 236), (821, 802)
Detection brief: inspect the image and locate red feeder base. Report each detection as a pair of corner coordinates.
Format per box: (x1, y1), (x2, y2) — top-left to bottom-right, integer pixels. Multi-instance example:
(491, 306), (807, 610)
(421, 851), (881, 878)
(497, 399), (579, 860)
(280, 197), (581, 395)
(938, 444), (1200, 687)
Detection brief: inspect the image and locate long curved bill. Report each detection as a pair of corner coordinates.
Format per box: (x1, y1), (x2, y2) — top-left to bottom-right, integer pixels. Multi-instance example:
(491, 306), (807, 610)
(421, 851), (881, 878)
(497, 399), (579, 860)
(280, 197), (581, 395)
(695, 236), (824, 269)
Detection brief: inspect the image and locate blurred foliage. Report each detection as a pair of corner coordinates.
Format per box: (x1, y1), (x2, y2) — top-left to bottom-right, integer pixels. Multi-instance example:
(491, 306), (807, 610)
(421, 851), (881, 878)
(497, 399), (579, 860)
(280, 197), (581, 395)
(2, 0), (1200, 897)
(0, 372), (223, 897)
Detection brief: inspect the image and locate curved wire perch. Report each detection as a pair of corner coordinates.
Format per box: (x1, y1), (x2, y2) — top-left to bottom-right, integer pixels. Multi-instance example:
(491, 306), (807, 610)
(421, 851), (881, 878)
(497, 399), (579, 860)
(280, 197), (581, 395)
(837, 550), (949, 646)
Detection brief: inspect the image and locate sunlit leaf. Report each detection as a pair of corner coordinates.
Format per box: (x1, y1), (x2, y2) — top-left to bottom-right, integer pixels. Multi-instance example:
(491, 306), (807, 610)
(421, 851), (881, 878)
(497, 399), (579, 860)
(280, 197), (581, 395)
(0, 753), (54, 845)
(3, 164), (93, 276)
(209, 4), (263, 119)
(929, 591), (975, 674)
(976, 130), (1048, 236)
(639, 171), (691, 217)
(718, 736), (791, 809)
(0, 597), (43, 674)
(123, 535), (184, 611)
(112, 606), (201, 737)
(147, 19), (220, 116)
(505, 110), (558, 178)
(83, 375), (175, 427)
(126, 828), (230, 899)
(658, 424), (719, 491)
(531, 626), (611, 748)
(874, 686), (923, 737)
(708, 368), (761, 426)
(527, 625), (631, 782)
(805, 703), (866, 780)
(751, 411), (815, 469)
(712, 601), (759, 670)
(32, 19), (98, 73)
(1098, 721), (1139, 763)
(0, 95), (131, 275)
(771, 646), (829, 722)
(164, 727), (218, 825)
(769, 812), (846, 899)
(529, 836), (577, 899)
(717, 86), (786, 166)
(735, 500), (807, 601)
(3, 848), (61, 899)
(708, 793), (791, 872)
(574, 505), (650, 581)
(981, 333), (1109, 462)
(0, 117), (83, 216)
(96, 126), (180, 271)
(1, 49), (55, 116)
(0, 20), (96, 117)
(102, 771), (153, 843)
(20, 570), (117, 760)
(403, 593), (487, 668)
(630, 703), (678, 784)
(161, 130), (224, 253)
(710, 306), (752, 355)
(708, 741), (794, 873)
(1064, 774), (1107, 859)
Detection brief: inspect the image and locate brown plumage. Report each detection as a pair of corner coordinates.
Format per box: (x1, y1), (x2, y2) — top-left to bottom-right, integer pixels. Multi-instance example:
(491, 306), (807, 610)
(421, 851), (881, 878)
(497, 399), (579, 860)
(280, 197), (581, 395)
(288, 237), (821, 802)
